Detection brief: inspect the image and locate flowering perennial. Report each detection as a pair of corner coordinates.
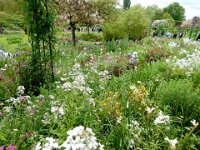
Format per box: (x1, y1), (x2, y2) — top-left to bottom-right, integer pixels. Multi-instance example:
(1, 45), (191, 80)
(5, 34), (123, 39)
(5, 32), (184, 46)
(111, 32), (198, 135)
(60, 126), (104, 150)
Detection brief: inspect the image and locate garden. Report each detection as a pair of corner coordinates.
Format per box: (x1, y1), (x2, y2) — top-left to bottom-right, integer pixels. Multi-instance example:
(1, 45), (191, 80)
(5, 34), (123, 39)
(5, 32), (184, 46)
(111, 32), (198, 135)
(0, 0), (200, 150)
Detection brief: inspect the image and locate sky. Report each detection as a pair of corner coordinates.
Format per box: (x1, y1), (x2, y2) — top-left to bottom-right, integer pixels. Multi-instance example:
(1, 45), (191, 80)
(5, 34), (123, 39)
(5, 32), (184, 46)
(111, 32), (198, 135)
(119, 0), (200, 19)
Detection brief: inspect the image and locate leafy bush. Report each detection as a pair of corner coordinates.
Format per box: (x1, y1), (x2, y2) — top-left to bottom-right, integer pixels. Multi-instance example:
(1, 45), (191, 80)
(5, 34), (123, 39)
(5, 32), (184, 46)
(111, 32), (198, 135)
(0, 11), (24, 29)
(78, 33), (103, 42)
(155, 79), (200, 124)
(103, 5), (150, 41)
(7, 36), (23, 44)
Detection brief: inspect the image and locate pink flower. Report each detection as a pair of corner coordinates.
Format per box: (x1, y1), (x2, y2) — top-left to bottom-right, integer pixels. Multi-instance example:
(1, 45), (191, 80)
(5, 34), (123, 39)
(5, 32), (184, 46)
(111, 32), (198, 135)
(19, 96), (30, 100)
(0, 146), (4, 150)
(6, 144), (17, 150)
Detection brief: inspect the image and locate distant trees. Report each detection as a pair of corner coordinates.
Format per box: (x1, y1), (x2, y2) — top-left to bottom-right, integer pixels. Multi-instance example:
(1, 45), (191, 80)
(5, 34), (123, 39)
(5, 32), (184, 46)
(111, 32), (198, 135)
(123, 0), (131, 10)
(162, 12), (175, 30)
(56, 0), (116, 46)
(146, 5), (163, 21)
(163, 2), (185, 25)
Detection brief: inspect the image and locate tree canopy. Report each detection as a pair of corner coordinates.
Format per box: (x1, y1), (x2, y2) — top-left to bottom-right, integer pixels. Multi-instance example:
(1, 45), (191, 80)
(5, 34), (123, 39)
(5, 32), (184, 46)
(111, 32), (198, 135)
(163, 2), (185, 25)
(123, 0), (131, 10)
(56, 0), (117, 46)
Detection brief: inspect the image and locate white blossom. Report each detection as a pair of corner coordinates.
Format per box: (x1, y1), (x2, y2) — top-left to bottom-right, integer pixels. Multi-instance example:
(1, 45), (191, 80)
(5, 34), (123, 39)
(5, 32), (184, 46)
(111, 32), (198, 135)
(130, 85), (139, 93)
(16, 86), (25, 96)
(164, 137), (178, 150)
(145, 107), (155, 115)
(154, 111), (170, 125)
(60, 126), (104, 150)
(190, 119), (199, 127)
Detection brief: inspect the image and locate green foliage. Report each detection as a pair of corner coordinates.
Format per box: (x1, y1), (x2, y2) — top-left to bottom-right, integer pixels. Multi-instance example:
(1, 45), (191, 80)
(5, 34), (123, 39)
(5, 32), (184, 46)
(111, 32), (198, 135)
(20, 0), (56, 95)
(0, 11), (24, 29)
(0, 62), (17, 100)
(146, 5), (163, 21)
(105, 39), (118, 52)
(0, 0), (20, 14)
(162, 12), (175, 30)
(103, 16), (127, 41)
(6, 36), (23, 44)
(163, 2), (185, 25)
(125, 5), (150, 40)
(155, 79), (200, 124)
(103, 5), (150, 41)
(78, 33), (103, 42)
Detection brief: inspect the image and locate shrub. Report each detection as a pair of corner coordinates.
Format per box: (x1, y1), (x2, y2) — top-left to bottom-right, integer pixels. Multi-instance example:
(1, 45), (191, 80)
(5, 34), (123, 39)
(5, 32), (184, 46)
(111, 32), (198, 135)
(6, 36), (23, 44)
(155, 79), (200, 125)
(103, 5), (150, 41)
(78, 33), (103, 42)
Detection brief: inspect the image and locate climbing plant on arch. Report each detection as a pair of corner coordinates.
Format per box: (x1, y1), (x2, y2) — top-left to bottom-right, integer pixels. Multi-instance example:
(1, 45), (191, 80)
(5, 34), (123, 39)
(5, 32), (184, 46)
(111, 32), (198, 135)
(20, 0), (56, 94)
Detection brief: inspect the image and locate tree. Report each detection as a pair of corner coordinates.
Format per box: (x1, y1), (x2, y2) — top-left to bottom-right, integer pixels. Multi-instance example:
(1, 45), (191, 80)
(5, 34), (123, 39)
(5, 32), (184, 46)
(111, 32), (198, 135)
(146, 5), (163, 21)
(20, 0), (56, 94)
(162, 12), (175, 31)
(103, 5), (150, 41)
(163, 2), (185, 25)
(123, 0), (131, 10)
(56, 0), (116, 46)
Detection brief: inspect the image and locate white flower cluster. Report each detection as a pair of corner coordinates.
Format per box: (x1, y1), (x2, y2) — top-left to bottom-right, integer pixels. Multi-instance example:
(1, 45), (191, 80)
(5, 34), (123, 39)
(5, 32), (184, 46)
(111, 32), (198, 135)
(59, 64), (93, 95)
(166, 49), (200, 74)
(164, 137), (178, 150)
(35, 137), (59, 150)
(183, 38), (199, 45)
(16, 85), (25, 96)
(51, 106), (65, 119)
(154, 111), (170, 125)
(98, 70), (111, 81)
(5, 96), (30, 105)
(175, 49), (200, 70)
(127, 120), (144, 149)
(168, 42), (177, 48)
(60, 126), (104, 150)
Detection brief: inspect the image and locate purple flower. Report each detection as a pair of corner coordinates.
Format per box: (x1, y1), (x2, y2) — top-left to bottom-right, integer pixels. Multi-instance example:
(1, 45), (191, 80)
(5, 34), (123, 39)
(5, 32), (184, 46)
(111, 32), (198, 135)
(15, 52), (20, 57)
(127, 52), (131, 57)
(129, 57), (137, 65)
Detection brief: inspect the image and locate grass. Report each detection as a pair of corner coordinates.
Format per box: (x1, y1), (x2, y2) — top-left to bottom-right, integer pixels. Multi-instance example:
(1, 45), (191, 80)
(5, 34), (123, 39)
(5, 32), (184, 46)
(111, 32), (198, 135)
(0, 30), (28, 53)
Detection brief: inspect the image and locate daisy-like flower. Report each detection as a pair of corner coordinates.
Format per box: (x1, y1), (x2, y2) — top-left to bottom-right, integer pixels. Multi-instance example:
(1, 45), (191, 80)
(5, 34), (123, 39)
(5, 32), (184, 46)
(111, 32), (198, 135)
(130, 85), (139, 93)
(164, 137), (178, 150)
(42, 137), (58, 150)
(117, 116), (123, 124)
(16, 86), (25, 96)
(145, 107), (155, 115)
(60, 126), (104, 150)
(190, 119), (199, 127)
(35, 142), (41, 150)
(154, 111), (170, 125)
(51, 106), (65, 116)
(49, 95), (55, 100)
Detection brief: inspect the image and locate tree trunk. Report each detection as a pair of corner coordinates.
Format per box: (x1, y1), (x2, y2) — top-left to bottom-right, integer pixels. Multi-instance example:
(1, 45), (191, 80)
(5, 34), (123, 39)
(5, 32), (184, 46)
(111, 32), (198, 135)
(87, 26), (90, 34)
(71, 24), (76, 46)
